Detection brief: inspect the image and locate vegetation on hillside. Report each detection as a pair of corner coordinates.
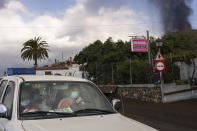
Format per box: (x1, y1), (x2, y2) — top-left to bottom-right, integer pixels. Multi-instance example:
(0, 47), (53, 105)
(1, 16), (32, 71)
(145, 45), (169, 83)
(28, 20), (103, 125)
(74, 30), (197, 85)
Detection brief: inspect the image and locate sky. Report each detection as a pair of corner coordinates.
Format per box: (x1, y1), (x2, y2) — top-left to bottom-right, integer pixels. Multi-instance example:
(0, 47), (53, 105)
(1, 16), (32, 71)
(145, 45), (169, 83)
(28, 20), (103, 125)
(0, 0), (196, 75)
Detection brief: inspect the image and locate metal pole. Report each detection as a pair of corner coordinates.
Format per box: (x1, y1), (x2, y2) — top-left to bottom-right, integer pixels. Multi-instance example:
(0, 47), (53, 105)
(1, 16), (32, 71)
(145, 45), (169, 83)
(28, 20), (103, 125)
(128, 36), (133, 84)
(158, 47), (164, 102)
(130, 56), (132, 84)
(160, 72), (164, 102)
(147, 30), (151, 65)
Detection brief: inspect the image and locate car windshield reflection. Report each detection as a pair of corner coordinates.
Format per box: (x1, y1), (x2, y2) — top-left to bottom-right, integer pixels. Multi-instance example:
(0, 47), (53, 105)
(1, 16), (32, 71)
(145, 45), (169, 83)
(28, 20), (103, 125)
(19, 81), (114, 119)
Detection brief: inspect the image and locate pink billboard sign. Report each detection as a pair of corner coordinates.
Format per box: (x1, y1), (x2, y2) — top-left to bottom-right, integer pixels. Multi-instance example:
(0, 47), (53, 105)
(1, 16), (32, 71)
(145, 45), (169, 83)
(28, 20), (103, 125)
(131, 38), (148, 52)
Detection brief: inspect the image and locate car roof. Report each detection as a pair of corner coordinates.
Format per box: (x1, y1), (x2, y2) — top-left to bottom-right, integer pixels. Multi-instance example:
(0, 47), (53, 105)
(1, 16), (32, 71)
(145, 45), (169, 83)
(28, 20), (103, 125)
(3, 75), (89, 82)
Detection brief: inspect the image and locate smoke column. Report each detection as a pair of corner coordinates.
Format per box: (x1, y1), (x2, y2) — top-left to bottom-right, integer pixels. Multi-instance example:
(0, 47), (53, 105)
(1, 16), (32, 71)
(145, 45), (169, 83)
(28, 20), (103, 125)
(0, 0), (7, 8)
(151, 0), (193, 33)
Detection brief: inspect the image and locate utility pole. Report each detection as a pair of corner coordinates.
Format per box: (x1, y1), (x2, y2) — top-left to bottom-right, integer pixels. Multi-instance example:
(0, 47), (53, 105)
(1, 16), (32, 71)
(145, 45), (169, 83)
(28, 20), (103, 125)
(128, 36), (133, 85)
(147, 30), (151, 65)
(130, 55), (132, 84)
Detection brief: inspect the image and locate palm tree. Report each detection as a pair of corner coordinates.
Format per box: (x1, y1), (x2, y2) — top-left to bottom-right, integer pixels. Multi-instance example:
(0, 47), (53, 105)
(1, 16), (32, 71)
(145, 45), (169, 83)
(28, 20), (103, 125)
(21, 37), (49, 68)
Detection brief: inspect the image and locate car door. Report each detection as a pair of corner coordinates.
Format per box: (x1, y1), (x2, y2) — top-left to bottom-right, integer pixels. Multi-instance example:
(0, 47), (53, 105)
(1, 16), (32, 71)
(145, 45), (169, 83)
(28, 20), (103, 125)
(0, 81), (15, 131)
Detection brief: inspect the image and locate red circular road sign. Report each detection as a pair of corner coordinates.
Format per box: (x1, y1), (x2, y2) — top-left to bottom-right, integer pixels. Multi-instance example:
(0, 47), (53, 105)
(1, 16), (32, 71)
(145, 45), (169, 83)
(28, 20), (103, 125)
(155, 61), (165, 72)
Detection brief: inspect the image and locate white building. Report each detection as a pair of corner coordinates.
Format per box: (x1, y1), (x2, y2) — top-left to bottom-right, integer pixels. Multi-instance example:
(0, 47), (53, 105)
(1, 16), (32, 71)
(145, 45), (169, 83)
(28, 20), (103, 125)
(36, 64), (87, 78)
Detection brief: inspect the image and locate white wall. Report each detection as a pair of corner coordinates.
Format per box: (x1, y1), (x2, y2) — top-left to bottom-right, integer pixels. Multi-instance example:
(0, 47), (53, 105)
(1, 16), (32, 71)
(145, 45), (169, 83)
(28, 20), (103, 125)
(176, 58), (197, 80)
(36, 67), (83, 78)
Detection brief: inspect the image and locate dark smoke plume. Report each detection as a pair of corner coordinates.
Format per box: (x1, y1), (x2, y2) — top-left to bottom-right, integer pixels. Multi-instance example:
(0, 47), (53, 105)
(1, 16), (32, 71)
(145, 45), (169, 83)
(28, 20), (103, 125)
(0, 0), (8, 9)
(151, 0), (193, 33)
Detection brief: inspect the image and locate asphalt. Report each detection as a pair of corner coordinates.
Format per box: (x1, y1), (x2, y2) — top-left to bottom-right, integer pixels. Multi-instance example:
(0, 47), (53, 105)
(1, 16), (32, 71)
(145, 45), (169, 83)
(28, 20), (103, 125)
(117, 98), (197, 131)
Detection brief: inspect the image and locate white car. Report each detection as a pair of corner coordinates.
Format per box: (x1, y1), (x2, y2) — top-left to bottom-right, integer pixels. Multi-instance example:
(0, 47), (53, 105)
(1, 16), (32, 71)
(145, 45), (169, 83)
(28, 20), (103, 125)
(0, 75), (157, 131)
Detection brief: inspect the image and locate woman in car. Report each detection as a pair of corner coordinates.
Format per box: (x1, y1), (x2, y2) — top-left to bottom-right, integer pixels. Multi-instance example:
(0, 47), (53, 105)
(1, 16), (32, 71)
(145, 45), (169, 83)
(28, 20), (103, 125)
(20, 88), (40, 113)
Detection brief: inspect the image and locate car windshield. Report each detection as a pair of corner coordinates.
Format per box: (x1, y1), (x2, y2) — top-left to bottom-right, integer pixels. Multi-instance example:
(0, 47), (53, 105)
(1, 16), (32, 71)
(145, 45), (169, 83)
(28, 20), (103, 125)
(19, 81), (114, 119)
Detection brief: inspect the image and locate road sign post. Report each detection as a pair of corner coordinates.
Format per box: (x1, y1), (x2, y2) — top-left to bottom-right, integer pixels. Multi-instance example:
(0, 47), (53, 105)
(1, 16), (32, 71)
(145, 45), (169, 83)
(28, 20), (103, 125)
(154, 51), (165, 103)
(160, 72), (164, 102)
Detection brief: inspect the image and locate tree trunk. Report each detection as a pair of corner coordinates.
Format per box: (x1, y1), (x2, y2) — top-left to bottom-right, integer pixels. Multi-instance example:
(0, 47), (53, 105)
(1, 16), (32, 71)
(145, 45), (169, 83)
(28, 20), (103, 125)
(34, 59), (37, 68)
(34, 54), (38, 69)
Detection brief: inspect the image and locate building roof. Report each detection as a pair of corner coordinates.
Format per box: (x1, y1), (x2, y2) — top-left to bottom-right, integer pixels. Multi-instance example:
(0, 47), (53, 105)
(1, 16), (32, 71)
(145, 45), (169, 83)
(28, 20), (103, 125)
(4, 75), (88, 82)
(36, 66), (69, 70)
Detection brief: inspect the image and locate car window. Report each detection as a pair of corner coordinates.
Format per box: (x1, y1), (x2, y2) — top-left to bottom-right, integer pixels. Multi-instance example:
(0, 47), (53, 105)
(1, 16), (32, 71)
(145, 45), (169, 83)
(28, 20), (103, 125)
(2, 81), (15, 117)
(19, 81), (114, 119)
(0, 80), (8, 101)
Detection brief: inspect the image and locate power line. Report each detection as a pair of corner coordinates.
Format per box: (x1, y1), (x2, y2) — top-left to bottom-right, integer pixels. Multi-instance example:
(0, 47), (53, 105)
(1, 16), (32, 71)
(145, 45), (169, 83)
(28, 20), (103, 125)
(0, 21), (162, 29)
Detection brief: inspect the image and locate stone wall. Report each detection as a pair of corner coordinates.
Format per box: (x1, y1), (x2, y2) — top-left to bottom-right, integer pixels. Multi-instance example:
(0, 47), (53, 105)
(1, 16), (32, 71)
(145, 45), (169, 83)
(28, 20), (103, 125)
(118, 87), (162, 103)
(99, 85), (162, 103)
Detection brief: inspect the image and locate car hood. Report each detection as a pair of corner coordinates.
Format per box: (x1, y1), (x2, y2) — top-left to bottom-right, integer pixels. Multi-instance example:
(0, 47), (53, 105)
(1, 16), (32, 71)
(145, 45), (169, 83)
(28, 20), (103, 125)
(22, 113), (157, 131)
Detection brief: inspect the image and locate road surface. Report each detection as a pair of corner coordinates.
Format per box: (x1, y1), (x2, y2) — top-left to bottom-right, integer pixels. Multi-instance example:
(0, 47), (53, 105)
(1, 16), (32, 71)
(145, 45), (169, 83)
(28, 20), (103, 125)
(118, 98), (197, 131)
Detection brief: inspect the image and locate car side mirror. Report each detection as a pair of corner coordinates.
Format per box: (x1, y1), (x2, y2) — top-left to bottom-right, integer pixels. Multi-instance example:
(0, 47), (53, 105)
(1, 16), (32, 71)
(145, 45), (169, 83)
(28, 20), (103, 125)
(0, 104), (8, 118)
(112, 99), (121, 111)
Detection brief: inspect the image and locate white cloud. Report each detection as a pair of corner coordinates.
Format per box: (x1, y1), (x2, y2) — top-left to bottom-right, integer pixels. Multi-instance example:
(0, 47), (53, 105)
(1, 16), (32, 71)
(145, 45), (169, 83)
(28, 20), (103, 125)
(0, 0), (161, 75)
(7, 0), (30, 15)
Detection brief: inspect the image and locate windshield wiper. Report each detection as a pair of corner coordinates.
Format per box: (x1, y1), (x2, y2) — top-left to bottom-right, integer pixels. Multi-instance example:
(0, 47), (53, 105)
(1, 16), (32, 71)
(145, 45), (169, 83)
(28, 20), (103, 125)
(21, 111), (76, 117)
(74, 109), (115, 115)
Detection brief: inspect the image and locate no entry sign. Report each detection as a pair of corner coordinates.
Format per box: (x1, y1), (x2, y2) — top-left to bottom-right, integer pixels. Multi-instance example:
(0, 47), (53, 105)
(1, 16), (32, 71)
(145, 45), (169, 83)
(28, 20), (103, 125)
(155, 61), (165, 72)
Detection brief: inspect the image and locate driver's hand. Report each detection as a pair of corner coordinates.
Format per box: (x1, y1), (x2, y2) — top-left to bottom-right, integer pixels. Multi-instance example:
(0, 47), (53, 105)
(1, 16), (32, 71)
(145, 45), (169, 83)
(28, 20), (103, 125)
(76, 97), (84, 104)
(58, 98), (73, 108)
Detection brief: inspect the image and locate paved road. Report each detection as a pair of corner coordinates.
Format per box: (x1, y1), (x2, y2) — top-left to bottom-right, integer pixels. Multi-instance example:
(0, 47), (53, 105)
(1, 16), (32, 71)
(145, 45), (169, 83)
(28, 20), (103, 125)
(118, 99), (197, 131)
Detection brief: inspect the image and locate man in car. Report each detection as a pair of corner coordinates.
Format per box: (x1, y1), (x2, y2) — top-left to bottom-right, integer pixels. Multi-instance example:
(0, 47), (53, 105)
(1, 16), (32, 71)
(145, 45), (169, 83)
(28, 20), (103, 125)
(58, 85), (85, 110)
